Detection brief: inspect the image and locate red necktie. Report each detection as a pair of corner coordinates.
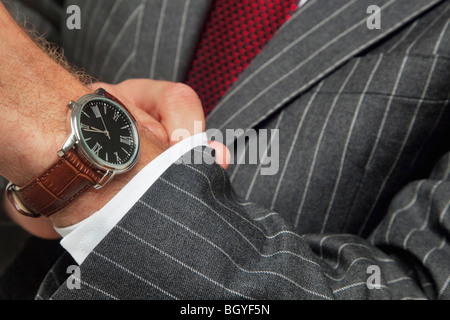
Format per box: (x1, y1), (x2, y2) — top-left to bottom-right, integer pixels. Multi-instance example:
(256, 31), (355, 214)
(185, 0), (298, 116)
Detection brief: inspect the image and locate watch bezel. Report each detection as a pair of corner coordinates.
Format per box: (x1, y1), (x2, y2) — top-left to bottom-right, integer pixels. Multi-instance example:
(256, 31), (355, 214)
(68, 91), (140, 175)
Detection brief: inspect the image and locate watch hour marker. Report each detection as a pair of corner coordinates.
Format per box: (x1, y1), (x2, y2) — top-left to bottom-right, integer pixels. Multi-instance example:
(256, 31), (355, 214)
(81, 123), (89, 131)
(113, 111), (120, 122)
(92, 105), (101, 118)
(121, 125), (129, 130)
(120, 135), (133, 146)
(114, 152), (121, 163)
(82, 110), (90, 118)
(92, 142), (103, 156)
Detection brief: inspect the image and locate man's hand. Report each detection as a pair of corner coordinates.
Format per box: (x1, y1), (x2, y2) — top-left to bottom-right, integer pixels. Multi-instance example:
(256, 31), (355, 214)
(89, 79), (230, 170)
(3, 77), (232, 238)
(3, 79), (231, 239)
(0, 3), (229, 239)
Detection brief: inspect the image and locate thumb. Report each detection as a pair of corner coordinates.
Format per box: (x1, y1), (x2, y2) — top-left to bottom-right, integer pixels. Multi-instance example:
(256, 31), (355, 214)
(158, 83), (205, 146)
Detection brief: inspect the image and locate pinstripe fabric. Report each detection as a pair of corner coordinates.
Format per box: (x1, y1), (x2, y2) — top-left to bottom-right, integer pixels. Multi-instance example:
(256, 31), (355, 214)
(40, 145), (450, 300)
(19, 0), (450, 299)
(60, 0), (212, 83)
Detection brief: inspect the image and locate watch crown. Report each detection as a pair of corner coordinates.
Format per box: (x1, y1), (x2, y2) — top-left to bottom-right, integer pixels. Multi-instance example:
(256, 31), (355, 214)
(68, 101), (77, 109)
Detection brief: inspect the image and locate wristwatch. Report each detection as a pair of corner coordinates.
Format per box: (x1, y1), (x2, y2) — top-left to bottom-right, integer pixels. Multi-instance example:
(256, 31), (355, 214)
(6, 88), (140, 218)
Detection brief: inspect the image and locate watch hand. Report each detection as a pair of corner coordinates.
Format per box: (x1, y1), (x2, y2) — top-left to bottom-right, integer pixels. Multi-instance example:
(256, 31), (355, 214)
(98, 112), (111, 140)
(82, 126), (108, 134)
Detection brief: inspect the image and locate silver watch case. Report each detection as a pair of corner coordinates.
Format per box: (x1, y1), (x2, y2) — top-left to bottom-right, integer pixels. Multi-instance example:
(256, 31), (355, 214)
(59, 88), (140, 189)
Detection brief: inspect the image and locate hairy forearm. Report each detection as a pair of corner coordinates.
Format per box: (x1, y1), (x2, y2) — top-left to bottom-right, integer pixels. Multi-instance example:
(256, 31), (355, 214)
(0, 3), (90, 185)
(0, 3), (164, 230)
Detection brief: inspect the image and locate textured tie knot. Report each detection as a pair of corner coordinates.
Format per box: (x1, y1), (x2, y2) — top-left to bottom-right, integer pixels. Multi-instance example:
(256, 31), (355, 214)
(185, 0), (298, 116)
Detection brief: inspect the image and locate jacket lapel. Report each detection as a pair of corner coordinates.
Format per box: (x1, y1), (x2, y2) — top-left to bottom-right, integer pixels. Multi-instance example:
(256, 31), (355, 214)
(206, 0), (444, 137)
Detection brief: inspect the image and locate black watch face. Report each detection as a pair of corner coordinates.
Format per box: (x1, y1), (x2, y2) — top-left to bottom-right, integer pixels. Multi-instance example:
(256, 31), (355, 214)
(78, 98), (139, 168)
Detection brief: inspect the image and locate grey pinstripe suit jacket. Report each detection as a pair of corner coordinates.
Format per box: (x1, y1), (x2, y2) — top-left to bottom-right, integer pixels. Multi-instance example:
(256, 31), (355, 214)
(9, 0), (450, 299)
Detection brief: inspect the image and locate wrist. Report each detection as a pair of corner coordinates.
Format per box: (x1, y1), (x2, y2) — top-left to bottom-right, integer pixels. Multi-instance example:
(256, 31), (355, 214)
(0, 3), (166, 232)
(0, 38), (92, 186)
(47, 122), (165, 228)
(0, 85), (91, 186)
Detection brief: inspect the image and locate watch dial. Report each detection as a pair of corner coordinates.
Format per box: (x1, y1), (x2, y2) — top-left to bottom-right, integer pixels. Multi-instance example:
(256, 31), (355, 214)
(79, 99), (137, 166)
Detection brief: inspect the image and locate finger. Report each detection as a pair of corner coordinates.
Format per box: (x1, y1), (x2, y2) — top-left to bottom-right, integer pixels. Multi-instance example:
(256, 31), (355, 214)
(208, 141), (230, 170)
(112, 80), (205, 146)
(157, 83), (205, 146)
(90, 80), (205, 146)
(100, 79), (167, 120)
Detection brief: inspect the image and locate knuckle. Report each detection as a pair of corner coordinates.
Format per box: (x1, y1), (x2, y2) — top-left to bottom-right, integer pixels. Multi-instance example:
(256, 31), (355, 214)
(161, 83), (201, 110)
(141, 121), (169, 144)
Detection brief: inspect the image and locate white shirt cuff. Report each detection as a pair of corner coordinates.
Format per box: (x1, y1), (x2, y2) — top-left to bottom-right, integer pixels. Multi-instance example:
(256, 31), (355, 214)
(55, 132), (209, 265)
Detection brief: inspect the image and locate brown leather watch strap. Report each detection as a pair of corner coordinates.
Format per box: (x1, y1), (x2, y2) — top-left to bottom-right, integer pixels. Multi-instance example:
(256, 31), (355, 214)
(7, 148), (105, 218)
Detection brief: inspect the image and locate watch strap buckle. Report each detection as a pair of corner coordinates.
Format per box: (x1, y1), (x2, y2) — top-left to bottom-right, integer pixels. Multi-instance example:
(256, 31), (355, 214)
(5, 182), (41, 218)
